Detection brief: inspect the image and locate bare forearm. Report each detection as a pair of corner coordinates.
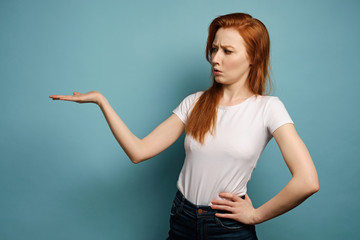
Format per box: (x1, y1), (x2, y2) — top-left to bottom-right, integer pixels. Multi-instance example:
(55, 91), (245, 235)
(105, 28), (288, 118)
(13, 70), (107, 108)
(253, 177), (319, 224)
(97, 95), (143, 163)
(95, 94), (185, 164)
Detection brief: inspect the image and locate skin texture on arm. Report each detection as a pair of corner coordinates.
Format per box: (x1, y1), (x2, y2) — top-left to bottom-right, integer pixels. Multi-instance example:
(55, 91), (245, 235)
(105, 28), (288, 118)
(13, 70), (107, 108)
(210, 123), (319, 225)
(252, 123), (319, 224)
(97, 95), (185, 163)
(49, 91), (185, 164)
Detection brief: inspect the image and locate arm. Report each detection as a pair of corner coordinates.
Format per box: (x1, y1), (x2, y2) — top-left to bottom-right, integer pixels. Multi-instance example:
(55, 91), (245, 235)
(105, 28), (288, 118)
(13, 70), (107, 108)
(252, 123), (319, 224)
(49, 91), (185, 164)
(211, 123), (319, 225)
(97, 94), (185, 164)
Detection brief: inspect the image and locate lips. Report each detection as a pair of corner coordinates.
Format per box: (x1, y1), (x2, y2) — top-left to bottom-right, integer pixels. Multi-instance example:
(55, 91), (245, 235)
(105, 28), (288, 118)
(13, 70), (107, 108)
(213, 68), (222, 75)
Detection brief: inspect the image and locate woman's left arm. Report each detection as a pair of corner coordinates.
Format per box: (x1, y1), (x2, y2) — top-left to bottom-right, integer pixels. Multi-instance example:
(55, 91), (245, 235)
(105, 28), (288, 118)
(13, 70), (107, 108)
(252, 123), (319, 224)
(211, 123), (319, 225)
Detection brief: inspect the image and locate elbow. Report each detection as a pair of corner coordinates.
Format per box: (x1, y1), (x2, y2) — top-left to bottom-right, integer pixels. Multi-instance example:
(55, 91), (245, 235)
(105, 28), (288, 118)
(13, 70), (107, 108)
(294, 176), (320, 196)
(129, 140), (148, 164)
(130, 153), (148, 164)
(130, 156), (142, 164)
(131, 158), (139, 164)
(308, 174), (320, 194)
(128, 152), (141, 164)
(310, 182), (320, 194)
(304, 179), (320, 196)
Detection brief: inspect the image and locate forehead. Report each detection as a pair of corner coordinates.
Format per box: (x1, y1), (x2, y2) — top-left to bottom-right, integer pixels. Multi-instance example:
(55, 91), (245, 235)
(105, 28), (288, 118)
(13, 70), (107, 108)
(213, 28), (245, 47)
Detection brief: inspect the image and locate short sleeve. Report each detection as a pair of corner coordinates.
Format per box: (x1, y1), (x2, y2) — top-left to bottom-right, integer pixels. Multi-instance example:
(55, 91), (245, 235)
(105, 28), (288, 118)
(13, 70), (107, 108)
(264, 97), (294, 135)
(172, 92), (202, 124)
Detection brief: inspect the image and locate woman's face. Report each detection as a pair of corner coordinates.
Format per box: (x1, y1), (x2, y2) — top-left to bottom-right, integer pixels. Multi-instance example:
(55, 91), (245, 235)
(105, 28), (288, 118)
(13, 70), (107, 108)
(211, 28), (251, 87)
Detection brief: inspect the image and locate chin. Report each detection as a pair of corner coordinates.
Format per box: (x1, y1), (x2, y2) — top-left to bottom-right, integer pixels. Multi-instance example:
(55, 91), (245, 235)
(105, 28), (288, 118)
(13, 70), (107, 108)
(214, 76), (225, 83)
(214, 78), (228, 85)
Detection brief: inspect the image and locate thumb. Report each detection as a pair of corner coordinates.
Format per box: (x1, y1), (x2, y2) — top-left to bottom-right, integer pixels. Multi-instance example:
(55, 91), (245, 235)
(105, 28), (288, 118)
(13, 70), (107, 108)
(73, 91), (81, 95)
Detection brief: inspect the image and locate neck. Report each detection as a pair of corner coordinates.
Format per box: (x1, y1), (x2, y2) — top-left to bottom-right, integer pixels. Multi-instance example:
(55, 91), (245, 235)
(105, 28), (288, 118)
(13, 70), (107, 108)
(221, 81), (253, 102)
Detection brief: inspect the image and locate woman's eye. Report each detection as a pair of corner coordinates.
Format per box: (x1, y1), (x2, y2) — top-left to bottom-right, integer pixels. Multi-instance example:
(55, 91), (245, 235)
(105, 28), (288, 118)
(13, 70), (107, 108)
(211, 47), (218, 52)
(224, 50), (232, 54)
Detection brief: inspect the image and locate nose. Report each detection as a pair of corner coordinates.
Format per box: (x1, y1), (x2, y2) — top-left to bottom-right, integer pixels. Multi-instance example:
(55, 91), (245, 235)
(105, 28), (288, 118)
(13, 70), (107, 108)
(211, 51), (220, 65)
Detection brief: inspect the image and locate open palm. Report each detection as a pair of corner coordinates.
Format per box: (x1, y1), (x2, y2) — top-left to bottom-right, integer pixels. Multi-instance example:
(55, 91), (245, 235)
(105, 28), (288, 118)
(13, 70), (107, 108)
(49, 91), (101, 104)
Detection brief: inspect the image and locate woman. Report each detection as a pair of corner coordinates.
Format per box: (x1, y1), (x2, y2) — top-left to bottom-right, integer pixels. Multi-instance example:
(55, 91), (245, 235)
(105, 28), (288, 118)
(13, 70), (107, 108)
(49, 13), (319, 240)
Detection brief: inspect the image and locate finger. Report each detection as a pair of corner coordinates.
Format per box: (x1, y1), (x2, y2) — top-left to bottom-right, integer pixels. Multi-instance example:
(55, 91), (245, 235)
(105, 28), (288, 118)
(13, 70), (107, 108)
(211, 199), (235, 207)
(49, 95), (70, 99)
(61, 96), (78, 101)
(50, 95), (73, 101)
(49, 95), (66, 100)
(219, 192), (241, 202)
(49, 95), (63, 98)
(211, 204), (233, 212)
(215, 213), (235, 219)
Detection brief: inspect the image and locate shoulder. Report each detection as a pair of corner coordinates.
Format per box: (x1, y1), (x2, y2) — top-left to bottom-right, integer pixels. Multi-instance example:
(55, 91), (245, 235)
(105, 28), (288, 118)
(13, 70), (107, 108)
(173, 91), (205, 123)
(181, 91), (204, 104)
(251, 95), (290, 116)
(188, 90), (205, 99)
(254, 94), (278, 101)
(173, 91), (204, 112)
(252, 94), (279, 107)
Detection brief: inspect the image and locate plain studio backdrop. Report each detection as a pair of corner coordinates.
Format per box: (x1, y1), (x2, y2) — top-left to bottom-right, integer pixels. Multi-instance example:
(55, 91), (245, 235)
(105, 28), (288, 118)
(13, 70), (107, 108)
(0, 0), (359, 239)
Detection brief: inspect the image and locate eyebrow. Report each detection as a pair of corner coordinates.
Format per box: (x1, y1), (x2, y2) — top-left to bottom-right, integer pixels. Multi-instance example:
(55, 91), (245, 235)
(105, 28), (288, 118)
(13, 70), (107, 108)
(212, 44), (235, 49)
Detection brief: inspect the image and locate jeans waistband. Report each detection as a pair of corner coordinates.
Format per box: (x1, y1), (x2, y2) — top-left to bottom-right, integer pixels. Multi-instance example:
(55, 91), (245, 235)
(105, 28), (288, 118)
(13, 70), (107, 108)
(174, 190), (245, 217)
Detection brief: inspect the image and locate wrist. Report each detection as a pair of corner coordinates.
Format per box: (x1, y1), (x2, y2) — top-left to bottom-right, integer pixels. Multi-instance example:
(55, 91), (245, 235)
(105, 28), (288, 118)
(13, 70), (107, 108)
(96, 94), (106, 107)
(252, 208), (263, 225)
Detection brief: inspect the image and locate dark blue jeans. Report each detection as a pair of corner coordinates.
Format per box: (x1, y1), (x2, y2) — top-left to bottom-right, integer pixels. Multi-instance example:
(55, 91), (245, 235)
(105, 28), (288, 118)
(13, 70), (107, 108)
(167, 190), (258, 240)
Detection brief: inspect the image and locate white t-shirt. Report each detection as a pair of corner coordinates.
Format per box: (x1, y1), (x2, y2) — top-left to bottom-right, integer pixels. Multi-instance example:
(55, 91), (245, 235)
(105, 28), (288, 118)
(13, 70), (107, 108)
(172, 91), (294, 206)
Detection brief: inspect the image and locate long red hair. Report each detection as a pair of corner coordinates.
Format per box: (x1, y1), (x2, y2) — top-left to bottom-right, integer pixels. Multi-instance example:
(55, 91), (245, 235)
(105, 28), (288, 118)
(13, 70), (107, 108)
(185, 13), (272, 144)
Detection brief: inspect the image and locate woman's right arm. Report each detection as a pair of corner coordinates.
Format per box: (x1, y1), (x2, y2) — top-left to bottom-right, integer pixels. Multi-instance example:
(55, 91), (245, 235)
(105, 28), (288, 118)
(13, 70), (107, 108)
(97, 94), (185, 164)
(49, 91), (185, 164)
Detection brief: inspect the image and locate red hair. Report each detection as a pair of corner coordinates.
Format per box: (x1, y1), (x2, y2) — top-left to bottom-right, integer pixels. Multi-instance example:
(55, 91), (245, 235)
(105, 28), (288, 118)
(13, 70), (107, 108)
(185, 13), (272, 144)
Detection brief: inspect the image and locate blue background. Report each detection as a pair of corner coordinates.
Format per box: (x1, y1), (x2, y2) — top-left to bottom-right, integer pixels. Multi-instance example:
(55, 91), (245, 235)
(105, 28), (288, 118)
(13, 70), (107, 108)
(1, 0), (359, 239)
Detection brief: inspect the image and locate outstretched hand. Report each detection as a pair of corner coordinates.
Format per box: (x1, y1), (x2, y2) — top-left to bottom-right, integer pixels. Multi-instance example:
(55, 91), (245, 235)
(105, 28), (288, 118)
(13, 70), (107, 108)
(210, 192), (258, 225)
(49, 91), (102, 105)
